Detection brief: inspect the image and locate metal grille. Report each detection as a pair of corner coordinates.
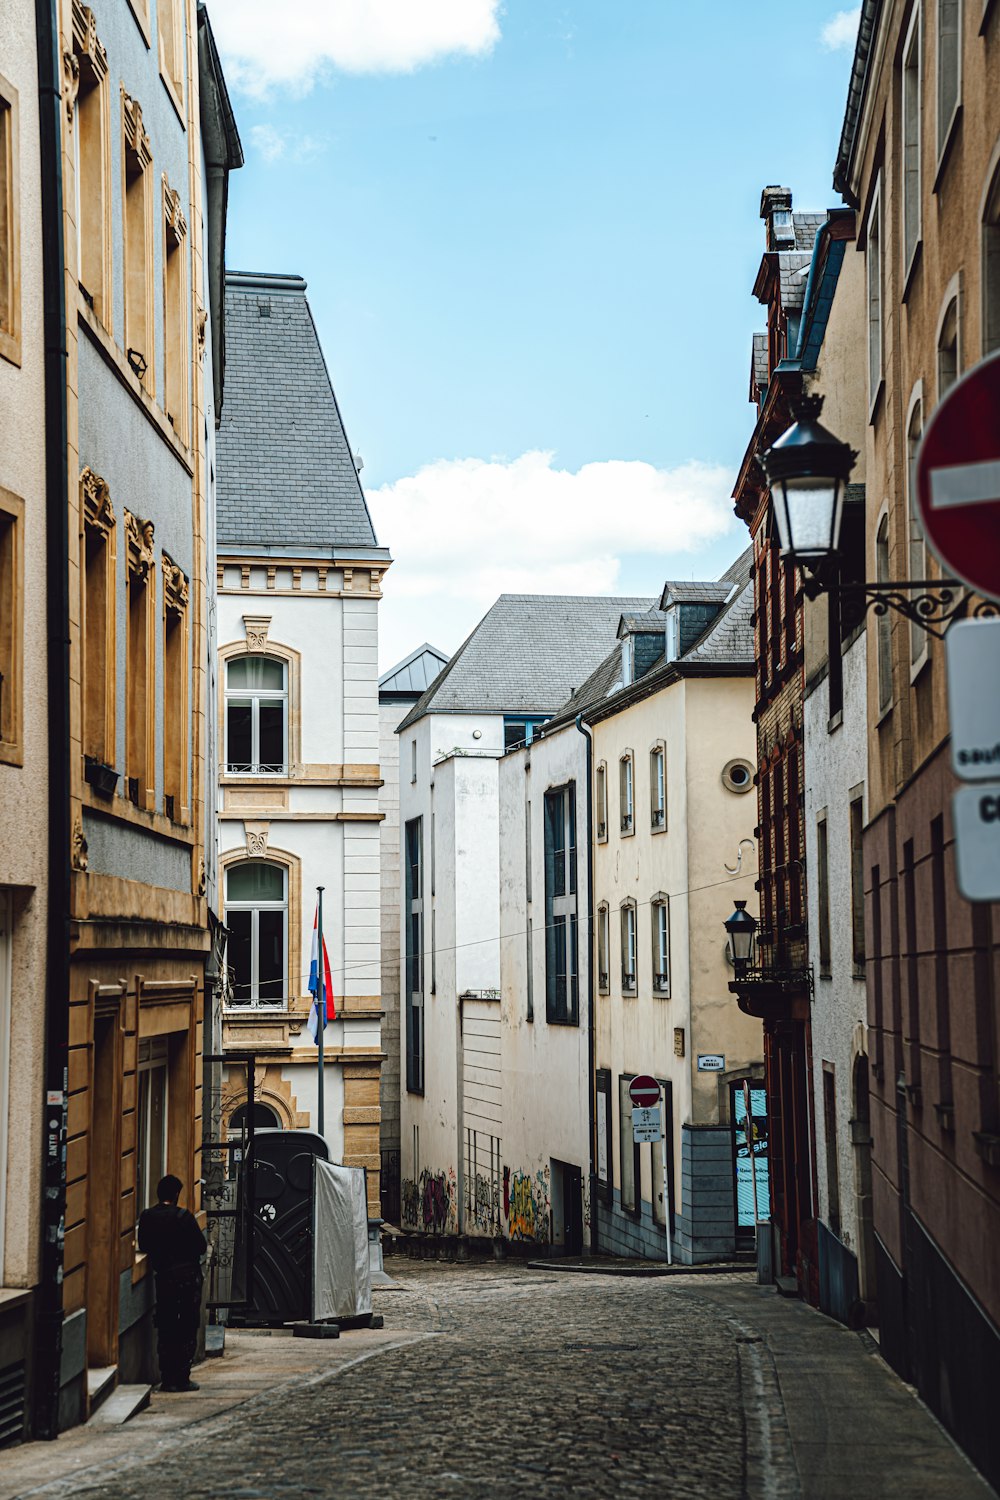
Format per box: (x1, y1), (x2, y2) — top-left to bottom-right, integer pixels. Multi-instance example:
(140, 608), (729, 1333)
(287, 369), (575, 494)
(0, 1361), (25, 1448)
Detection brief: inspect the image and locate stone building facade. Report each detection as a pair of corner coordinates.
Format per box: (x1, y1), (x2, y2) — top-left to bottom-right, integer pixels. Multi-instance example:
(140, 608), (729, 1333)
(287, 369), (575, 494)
(215, 272), (390, 1221)
(834, 2), (1000, 1484)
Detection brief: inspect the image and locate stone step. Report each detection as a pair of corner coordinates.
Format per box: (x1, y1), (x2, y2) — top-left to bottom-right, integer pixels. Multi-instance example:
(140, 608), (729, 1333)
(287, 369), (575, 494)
(87, 1384), (151, 1426)
(85, 1366), (116, 1416)
(775, 1275), (800, 1298)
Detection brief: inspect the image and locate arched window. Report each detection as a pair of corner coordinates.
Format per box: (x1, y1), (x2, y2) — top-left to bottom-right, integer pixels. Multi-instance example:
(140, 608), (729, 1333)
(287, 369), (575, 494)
(226, 861), (287, 1006)
(225, 656), (287, 775)
(984, 163), (1000, 355)
(876, 515), (892, 715)
(937, 296), (959, 400)
(228, 1101), (279, 1133)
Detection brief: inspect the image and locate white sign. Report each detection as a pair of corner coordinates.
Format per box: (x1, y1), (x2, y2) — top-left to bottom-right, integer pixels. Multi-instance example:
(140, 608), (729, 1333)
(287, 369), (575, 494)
(596, 1090), (608, 1182)
(945, 619), (1000, 781)
(953, 786), (1000, 901)
(697, 1054), (726, 1072)
(632, 1113), (662, 1144)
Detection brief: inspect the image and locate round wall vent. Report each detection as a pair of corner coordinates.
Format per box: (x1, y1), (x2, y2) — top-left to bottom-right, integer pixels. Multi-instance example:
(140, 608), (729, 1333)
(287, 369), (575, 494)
(722, 758), (754, 794)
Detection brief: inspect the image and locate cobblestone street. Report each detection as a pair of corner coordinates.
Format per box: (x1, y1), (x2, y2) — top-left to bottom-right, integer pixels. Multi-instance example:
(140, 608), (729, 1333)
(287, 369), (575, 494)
(3, 1262), (992, 1500)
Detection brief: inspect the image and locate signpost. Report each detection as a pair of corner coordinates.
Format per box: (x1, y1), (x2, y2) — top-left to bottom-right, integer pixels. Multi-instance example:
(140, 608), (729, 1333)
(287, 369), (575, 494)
(629, 1075), (671, 1265)
(915, 350), (1000, 599)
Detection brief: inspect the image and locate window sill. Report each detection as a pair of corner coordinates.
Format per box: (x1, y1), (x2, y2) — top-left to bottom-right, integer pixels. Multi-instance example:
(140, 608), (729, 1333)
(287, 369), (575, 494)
(82, 781), (197, 845)
(0, 328), (21, 369)
(869, 377), (885, 426)
(650, 822), (667, 835)
(901, 239), (923, 305)
(910, 645), (931, 687)
(620, 827), (635, 839)
(875, 697), (894, 730)
(0, 738), (24, 768)
(160, 68), (186, 128)
(827, 709), (843, 735)
(224, 1004), (289, 1016)
(932, 104), (963, 196)
(78, 300), (193, 474)
(981, 0), (998, 33)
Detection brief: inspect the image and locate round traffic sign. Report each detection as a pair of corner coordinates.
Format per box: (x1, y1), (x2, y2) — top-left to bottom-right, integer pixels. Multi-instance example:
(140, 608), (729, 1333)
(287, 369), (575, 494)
(629, 1074), (660, 1109)
(915, 350), (1000, 602)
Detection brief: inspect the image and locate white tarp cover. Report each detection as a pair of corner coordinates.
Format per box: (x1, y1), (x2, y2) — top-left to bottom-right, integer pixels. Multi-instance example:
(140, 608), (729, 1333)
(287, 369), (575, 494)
(312, 1160), (372, 1321)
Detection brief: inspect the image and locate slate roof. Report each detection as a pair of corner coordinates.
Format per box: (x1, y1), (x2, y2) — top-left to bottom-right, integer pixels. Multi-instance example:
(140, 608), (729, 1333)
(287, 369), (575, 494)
(794, 212), (827, 251)
(658, 579), (733, 609)
(681, 577), (754, 664)
(396, 594), (656, 731)
(217, 272), (378, 549)
(778, 252), (815, 310)
(752, 332), (769, 397)
(618, 609), (669, 637)
(379, 644), (450, 699)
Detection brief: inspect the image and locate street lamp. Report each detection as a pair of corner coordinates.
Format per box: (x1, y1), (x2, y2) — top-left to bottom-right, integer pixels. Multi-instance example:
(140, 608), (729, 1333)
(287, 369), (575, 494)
(760, 396), (997, 640)
(724, 900), (758, 977)
(760, 394), (857, 566)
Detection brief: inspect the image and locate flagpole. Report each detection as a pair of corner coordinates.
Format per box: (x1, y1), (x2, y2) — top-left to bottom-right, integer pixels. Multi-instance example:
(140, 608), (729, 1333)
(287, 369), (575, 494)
(317, 885), (325, 1139)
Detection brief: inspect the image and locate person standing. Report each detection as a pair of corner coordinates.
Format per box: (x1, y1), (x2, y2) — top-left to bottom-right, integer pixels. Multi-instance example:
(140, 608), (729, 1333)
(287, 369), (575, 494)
(137, 1174), (207, 1393)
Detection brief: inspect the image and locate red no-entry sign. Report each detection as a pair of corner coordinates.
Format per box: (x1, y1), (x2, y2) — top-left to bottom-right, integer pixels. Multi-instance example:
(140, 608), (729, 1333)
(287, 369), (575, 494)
(629, 1074), (660, 1109)
(916, 351), (1000, 602)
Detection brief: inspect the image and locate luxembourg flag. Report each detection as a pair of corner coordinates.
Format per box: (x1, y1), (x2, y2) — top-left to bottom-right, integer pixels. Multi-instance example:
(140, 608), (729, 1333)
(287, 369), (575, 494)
(307, 905), (335, 1043)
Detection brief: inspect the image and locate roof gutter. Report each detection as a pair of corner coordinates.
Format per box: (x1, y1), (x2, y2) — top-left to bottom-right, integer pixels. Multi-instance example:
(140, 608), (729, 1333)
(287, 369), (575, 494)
(832, 0), (883, 205)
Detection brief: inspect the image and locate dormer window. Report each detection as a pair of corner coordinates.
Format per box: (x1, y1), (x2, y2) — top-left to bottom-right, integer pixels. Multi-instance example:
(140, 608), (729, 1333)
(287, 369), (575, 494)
(772, 208), (795, 246)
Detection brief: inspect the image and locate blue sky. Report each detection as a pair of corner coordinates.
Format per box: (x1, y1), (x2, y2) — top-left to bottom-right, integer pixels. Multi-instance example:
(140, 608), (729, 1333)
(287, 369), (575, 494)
(213, 1), (861, 666)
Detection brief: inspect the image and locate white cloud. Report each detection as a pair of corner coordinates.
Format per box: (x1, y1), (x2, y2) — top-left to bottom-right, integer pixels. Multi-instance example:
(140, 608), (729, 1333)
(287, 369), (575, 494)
(820, 7), (861, 50)
(210, 0), (502, 96)
(249, 123), (326, 163)
(368, 450), (738, 668)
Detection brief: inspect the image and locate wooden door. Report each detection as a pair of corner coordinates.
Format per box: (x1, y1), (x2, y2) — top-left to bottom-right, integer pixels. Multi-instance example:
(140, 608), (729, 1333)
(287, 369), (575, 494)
(87, 1012), (122, 1368)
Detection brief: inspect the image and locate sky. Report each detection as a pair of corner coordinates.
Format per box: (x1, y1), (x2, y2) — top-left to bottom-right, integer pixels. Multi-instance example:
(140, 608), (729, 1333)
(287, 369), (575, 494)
(211, 1), (863, 670)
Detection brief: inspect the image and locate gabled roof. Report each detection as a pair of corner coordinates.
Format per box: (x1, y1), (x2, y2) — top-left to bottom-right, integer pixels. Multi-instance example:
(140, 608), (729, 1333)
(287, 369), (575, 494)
(218, 272), (378, 549)
(397, 594), (656, 733)
(658, 579), (733, 609)
(618, 609), (669, 638)
(379, 644), (450, 699)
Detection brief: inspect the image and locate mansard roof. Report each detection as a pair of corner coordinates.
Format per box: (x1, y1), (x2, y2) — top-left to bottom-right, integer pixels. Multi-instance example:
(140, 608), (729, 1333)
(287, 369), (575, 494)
(217, 271), (378, 549)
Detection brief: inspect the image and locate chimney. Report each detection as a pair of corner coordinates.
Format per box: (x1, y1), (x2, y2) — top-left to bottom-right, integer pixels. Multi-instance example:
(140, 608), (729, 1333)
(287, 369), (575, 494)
(760, 185), (795, 250)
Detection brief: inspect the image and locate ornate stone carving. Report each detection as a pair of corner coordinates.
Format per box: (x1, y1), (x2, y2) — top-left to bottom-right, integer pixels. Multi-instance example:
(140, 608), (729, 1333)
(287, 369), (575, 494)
(196, 303), (208, 357)
(71, 816), (89, 872)
(63, 50), (80, 126)
(196, 857), (207, 896)
(162, 552), (189, 615)
(163, 177), (187, 243)
(124, 509), (155, 579)
(244, 823), (269, 856)
(80, 467), (115, 534)
(72, 1), (108, 81)
(122, 91), (152, 172)
(242, 615), (271, 652)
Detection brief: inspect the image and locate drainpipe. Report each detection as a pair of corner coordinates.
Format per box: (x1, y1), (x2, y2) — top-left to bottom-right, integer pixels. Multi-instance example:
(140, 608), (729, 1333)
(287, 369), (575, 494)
(575, 715), (598, 1256)
(34, 0), (71, 1440)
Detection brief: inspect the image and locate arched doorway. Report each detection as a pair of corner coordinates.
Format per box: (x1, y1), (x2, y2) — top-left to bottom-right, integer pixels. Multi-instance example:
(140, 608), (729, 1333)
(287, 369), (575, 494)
(228, 1102), (279, 1133)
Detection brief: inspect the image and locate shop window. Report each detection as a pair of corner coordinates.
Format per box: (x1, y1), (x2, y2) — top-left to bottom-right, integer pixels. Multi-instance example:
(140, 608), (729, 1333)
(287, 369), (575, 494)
(162, 554), (188, 821)
(651, 897), (670, 995)
(225, 656), (287, 774)
(0, 72), (20, 365)
(618, 1075), (640, 1216)
(122, 92), (153, 393)
(225, 861), (287, 1007)
(81, 468), (115, 768)
(72, 2), (110, 326)
(136, 1037), (168, 1213)
(162, 182), (188, 441)
(0, 489), (22, 763)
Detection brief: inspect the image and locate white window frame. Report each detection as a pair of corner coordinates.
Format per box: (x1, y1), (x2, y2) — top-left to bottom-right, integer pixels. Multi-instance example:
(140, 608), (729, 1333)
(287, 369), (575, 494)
(225, 860), (289, 1009)
(137, 1036), (169, 1213)
(225, 655), (288, 776)
(652, 896), (670, 995)
(650, 744), (666, 831)
(620, 901), (637, 994)
(867, 174), (884, 415)
(620, 752), (634, 835)
(902, 4), (922, 282)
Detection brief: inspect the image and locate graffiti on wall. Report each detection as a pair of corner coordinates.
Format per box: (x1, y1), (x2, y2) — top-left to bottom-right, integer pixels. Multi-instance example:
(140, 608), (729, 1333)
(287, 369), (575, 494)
(401, 1168), (458, 1234)
(503, 1164), (551, 1243)
(470, 1172), (503, 1235)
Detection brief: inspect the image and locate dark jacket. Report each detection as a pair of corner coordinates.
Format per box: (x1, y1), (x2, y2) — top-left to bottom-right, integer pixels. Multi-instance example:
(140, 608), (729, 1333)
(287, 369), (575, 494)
(137, 1202), (207, 1275)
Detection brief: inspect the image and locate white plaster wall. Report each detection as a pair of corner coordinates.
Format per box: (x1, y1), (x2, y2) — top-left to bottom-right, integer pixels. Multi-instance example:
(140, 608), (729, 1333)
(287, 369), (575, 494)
(805, 631), (868, 1257)
(592, 673), (760, 1227)
(378, 698), (406, 1159)
(0, 0), (47, 1290)
(499, 723), (591, 1246)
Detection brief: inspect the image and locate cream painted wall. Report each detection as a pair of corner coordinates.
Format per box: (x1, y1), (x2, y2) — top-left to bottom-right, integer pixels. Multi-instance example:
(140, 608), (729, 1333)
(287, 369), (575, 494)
(0, 0), (48, 1289)
(592, 672), (760, 1223)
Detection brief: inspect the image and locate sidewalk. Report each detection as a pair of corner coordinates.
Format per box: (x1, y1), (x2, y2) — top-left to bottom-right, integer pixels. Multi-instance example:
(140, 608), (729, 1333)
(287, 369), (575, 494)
(0, 1321), (429, 1500)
